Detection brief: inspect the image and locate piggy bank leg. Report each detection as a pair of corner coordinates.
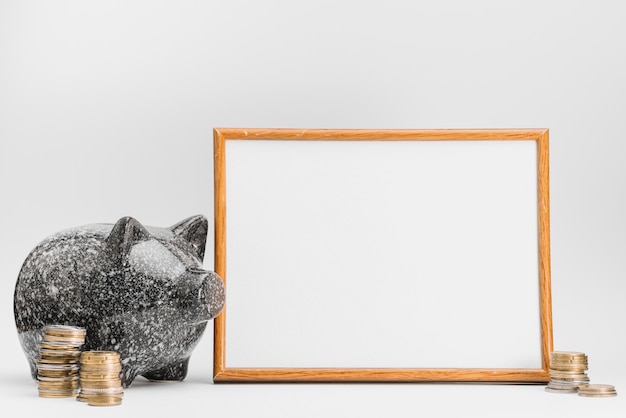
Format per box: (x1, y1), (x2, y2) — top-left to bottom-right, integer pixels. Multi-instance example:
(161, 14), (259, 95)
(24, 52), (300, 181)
(27, 357), (38, 381)
(141, 357), (190, 382)
(121, 365), (140, 388)
(17, 329), (45, 382)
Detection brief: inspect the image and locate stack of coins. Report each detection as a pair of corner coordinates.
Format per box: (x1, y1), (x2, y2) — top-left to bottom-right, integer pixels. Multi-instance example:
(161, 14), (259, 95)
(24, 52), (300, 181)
(545, 351), (590, 394)
(578, 384), (618, 398)
(78, 351), (124, 407)
(37, 325), (86, 398)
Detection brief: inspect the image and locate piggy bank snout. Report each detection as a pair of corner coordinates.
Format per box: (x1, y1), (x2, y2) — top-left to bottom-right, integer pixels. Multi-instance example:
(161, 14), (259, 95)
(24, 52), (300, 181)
(177, 268), (225, 324)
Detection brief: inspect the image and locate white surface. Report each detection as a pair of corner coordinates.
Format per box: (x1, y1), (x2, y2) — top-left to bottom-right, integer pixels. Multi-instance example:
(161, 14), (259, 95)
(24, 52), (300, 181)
(1, 0), (625, 416)
(3, 369), (626, 418)
(226, 139), (541, 368)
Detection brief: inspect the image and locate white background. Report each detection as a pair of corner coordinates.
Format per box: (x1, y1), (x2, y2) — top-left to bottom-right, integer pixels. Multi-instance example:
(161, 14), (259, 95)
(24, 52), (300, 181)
(0, 1), (624, 417)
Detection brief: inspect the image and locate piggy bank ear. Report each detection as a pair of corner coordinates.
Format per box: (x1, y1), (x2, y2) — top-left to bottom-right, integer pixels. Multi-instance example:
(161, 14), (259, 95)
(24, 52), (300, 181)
(170, 215), (208, 261)
(106, 216), (151, 263)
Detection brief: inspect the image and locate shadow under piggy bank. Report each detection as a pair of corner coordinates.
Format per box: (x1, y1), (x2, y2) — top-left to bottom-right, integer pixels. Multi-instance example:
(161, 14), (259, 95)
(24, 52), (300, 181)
(13, 215), (225, 387)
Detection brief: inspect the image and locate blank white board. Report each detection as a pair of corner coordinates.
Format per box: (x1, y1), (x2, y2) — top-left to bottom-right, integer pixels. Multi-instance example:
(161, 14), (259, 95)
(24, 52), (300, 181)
(213, 128), (553, 382)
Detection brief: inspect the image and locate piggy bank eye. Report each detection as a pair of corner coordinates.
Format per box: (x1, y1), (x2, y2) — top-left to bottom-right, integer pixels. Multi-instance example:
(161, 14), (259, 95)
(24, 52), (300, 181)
(128, 240), (186, 280)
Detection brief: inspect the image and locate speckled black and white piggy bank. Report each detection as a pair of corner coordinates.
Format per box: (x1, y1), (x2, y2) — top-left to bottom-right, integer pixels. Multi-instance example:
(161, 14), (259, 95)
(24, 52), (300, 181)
(13, 215), (224, 387)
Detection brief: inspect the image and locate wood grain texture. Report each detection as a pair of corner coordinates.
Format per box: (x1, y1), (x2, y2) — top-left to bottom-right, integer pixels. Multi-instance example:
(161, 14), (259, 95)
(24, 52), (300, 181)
(214, 128), (545, 141)
(213, 129), (226, 377)
(536, 130), (554, 371)
(214, 368), (549, 383)
(212, 128), (553, 383)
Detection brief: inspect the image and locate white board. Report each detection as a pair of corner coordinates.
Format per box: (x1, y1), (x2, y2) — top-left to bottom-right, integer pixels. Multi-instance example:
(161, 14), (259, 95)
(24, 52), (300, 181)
(223, 138), (541, 369)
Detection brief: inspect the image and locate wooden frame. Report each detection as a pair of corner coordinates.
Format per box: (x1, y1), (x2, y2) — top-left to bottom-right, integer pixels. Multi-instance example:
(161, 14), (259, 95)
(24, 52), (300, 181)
(213, 128), (553, 383)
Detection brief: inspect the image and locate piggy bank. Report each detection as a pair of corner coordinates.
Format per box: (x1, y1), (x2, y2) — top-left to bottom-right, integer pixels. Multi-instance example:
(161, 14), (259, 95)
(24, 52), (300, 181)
(13, 215), (225, 387)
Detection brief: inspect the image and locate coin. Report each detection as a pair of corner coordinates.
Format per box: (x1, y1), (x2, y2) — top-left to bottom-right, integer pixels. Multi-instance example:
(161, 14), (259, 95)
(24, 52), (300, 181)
(543, 350), (617, 398)
(550, 359), (588, 365)
(79, 364), (122, 372)
(548, 372), (589, 381)
(551, 360), (588, 365)
(545, 387), (578, 394)
(37, 375), (79, 382)
(577, 384), (617, 397)
(80, 386), (124, 395)
(37, 364), (79, 377)
(549, 375), (590, 381)
(80, 351), (120, 361)
(79, 378), (123, 389)
(551, 356), (587, 362)
(86, 394), (123, 407)
(38, 388), (80, 398)
(40, 341), (81, 350)
(38, 370), (79, 379)
(550, 364), (588, 370)
(548, 369), (588, 375)
(549, 365), (587, 371)
(44, 324), (86, 334)
(551, 356), (588, 361)
(546, 384), (578, 390)
(78, 350), (124, 406)
(550, 353), (588, 364)
(549, 379), (589, 387)
(578, 384), (617, 394)
(40, 348), (81, 357)
(34, 325), (106, 401)
(36, 326), (87, 399)
(37, 380), (79, 390)
(38, 357), (79, 364)
(41, 335), (85, 343)
(80, 367), (122, 376)
(551, 351), (587, 358)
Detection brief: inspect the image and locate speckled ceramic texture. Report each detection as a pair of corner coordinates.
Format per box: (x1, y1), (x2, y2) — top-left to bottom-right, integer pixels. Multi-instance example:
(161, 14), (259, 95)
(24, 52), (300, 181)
(14, 215), (225, 387)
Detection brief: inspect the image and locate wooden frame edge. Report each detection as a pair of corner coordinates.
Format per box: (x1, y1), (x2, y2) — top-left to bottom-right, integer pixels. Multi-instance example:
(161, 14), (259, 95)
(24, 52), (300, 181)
(212, 128), (553, 383)
(213, 128), (226, 378)
(213, 128), (545, 141)
(214, 368), (549, 383)
(536, 129), (554, 373)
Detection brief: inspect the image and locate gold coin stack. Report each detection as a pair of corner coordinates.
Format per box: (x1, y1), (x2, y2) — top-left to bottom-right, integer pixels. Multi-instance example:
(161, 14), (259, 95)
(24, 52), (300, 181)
(578, 383), (618, 398)
(545, 351), (590, 394)
(78, 351), (124, 407)
(37, 325), (86, 398)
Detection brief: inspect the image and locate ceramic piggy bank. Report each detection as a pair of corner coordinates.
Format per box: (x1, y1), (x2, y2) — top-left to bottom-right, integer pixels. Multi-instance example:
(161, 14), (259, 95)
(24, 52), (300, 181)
(13, 215), (224, 387)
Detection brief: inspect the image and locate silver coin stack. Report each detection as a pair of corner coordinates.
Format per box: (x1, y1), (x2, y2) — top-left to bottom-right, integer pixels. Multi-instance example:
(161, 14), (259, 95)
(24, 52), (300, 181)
(545, 351), (590, 394)
(578, 383), (618, 398)
(36, 325), (86, 398)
